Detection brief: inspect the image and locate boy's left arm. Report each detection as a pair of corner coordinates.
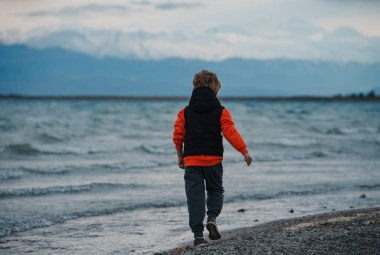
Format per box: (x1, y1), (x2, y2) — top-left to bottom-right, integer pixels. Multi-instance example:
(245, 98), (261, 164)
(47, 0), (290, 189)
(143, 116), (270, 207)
(173, 109), (185, 169)
(221, 108), (253, 166)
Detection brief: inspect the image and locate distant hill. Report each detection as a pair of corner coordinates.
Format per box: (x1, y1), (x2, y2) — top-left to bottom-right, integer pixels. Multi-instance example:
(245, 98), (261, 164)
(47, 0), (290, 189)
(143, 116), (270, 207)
(0, 44), (379, 96)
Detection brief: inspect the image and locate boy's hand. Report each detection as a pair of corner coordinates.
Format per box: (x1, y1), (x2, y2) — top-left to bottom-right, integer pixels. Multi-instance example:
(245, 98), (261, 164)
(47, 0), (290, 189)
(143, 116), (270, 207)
(243, 153), (253, 166)
(178, 156), (185, 169)
(176, 149), (185, 169)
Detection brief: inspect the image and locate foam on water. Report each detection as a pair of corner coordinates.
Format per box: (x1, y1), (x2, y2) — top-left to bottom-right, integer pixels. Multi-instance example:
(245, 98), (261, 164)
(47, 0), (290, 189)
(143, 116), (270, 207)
(0, 182), (147, 198)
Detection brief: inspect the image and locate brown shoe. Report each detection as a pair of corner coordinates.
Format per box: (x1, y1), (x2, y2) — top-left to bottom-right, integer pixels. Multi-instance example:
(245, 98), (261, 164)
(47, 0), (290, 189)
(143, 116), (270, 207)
(206, 217), (221, 240)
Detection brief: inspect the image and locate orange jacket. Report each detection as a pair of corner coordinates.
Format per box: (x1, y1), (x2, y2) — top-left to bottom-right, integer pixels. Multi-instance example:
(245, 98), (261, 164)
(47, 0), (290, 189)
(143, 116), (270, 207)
(173, 108), (248, 167)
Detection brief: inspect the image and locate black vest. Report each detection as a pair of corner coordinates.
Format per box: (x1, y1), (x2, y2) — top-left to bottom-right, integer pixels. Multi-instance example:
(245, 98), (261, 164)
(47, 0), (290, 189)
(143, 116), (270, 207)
(183, 87), (224, 157)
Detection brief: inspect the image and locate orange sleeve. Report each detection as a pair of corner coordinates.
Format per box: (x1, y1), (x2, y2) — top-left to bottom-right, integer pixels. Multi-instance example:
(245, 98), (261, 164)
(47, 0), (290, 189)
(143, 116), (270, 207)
(221, 108), (248, 155)
(173, 109), (185, 150)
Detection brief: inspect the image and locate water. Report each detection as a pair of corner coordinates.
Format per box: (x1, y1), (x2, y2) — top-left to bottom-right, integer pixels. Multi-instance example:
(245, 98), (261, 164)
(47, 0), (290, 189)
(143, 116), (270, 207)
(0, 99), (379, 254)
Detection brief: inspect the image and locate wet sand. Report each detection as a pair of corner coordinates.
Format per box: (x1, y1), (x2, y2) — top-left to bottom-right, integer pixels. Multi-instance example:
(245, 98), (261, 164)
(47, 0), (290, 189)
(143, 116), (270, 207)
(159, 207), (380, 255)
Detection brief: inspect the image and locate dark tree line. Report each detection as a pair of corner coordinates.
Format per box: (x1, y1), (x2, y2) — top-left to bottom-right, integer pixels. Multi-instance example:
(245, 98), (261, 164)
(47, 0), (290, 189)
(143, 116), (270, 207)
(333, 90), (378, 99)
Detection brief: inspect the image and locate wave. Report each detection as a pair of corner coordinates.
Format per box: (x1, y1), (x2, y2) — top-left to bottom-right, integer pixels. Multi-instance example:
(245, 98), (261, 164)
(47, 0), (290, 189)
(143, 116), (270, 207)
(0, 200), (185, 238)
(225, 185), (345, 203)
(233, 150), (329, 163)
(138, 144), (173, 155)
(0, 169), (24, 180)
(361, 139), (380, 146)
(326, 127), (345, 135)
(21, 167), (72, 175)
(225, 182), (380, 204)
(356, 184), (380, 190)
(36, 133), (64, 143)
(308, 127), (347, 135)
(0, 182), (146, 199)
(0, 161), (175, 181)
(4, 143), (41, 156)
(258, 138), (319, 148)
(0, 167), (74, 180)
(307, 151), (328, 158)
(286, 109), (311, 115)
(2, 143), (130, 157)
(3, 143), (79, 156)
(0, 124), (14, 132)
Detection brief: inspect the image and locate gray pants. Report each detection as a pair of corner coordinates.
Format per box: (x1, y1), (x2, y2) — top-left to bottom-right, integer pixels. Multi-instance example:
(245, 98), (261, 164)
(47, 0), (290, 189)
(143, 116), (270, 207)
(184, 162), (224, 238)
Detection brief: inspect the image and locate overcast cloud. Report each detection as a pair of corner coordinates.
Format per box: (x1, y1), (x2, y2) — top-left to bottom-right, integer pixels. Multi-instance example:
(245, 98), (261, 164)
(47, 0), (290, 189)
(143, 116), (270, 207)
(0, 0), (379, 62)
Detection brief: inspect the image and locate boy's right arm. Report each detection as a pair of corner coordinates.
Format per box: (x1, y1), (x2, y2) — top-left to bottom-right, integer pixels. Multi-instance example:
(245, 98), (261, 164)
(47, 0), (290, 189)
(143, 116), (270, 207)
(173, 109), (185, 169)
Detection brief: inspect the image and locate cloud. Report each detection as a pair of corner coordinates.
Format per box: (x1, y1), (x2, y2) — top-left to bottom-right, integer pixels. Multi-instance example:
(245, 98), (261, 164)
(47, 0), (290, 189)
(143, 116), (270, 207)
(24, 29), (170, 59)
(286, 18), (324, 36)
(155, 2), (204, 10)
(29, 4), (129, 16)
(309, 27), (380, 62)
(7, 23), (376, 63)
(0, 0), (379, 62)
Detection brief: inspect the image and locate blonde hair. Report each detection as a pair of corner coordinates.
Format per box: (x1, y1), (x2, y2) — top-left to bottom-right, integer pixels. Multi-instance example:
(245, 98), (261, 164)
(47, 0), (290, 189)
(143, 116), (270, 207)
(192, 70), (221, 94)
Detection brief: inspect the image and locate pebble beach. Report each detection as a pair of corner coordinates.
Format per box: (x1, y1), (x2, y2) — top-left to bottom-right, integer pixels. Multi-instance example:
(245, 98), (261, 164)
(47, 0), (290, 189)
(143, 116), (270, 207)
(161, 207), (380, 255)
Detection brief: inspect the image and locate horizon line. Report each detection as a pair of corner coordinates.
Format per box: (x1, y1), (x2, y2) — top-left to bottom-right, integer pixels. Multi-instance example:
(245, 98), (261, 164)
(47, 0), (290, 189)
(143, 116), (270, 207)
(1, 94), (379, 102)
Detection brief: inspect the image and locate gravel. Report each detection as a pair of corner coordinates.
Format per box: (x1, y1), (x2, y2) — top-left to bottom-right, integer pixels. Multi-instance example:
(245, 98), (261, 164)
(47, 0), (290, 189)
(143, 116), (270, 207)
(157, 207), (380, 255)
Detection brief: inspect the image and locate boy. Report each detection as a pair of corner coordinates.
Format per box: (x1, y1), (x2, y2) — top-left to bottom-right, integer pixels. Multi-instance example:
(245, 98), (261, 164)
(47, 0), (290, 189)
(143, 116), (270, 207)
(173, 70), (253, 247)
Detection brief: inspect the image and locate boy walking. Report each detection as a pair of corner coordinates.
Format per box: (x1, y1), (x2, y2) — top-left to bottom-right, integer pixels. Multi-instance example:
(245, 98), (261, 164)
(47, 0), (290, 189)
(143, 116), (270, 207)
(173, 70), (252, 246)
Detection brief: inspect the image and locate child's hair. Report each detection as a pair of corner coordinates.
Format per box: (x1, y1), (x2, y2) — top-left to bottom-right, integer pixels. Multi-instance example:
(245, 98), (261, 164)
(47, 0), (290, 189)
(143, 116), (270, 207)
(193, 70), (221, 94)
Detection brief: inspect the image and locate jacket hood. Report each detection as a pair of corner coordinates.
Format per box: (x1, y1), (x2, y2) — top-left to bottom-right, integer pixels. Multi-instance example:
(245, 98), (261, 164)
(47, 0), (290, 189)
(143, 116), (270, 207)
(188, 86), (221, 113)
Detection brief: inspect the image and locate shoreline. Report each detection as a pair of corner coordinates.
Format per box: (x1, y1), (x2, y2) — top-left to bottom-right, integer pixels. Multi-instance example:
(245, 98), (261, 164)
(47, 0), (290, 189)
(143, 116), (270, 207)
(159, 207), (380, 255)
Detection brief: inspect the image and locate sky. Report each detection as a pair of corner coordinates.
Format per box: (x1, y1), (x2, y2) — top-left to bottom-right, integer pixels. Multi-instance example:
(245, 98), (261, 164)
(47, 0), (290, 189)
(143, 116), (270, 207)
(1, 0), (380, 62)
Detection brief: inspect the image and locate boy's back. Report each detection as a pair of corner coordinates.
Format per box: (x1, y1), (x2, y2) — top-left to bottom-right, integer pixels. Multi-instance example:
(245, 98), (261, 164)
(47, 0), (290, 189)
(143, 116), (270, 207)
(173, 70), (252, 247)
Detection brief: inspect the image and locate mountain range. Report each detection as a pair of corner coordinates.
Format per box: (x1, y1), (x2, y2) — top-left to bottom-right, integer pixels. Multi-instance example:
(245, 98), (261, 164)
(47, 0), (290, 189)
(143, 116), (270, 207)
(0, 44), (379, 96)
